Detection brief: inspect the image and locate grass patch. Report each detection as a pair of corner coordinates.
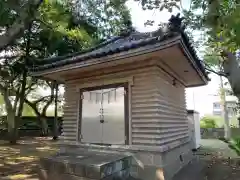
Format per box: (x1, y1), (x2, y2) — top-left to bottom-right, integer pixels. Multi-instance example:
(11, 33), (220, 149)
(228, 137), (240, 156)
(218, 137), (240, 155)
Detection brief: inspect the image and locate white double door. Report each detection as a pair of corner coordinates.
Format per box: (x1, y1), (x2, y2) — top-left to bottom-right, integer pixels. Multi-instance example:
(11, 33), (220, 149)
(80, 86), (125, 145)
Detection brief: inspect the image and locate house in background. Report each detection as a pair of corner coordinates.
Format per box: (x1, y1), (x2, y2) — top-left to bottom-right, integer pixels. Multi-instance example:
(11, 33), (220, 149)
(31, 15), (208, 180)
(213, 95), (238, 118)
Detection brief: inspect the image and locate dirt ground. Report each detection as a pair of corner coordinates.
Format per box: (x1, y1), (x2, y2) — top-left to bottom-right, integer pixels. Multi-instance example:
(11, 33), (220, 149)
(197, 143), (240, 180)
(0, 137), (58, 180)
(173, 139), (240, 180)
(0, 138), (239, 180)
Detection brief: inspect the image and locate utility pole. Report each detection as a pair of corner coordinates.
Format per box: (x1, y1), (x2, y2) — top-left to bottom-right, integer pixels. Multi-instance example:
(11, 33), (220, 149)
(219, 76), (231, 140)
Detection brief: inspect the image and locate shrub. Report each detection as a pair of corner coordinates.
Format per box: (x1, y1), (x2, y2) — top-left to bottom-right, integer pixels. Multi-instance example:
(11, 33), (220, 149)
(229, 137), (240, 155)
(234, 137), (240, 148)
(200, 116), (218, 128)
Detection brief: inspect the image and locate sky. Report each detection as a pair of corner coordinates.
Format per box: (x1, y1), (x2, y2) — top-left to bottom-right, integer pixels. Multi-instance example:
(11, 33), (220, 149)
(126, 0), (226, 117)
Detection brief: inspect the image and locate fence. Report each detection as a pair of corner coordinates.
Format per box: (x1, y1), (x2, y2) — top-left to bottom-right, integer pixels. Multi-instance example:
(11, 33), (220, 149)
(0, 116), (63, 139)
(201, 128), (240, 139)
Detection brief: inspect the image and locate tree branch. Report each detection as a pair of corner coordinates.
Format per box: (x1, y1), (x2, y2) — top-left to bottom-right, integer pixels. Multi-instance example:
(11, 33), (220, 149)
(26, 83), (35, 90)
(24, 97), (40, 116)
(13, 86), (20, 114)
(41, 83), (55, 116)
(0, 0), (43, 51)
(205, 67), (226, 77)
(41, 98), (53, 116)
(25, 87), (35, 96)
(0, 55), (21, 60)
(17, 22), (33, 118)
(0, 83), (7, 93)
(199, 58), (227, 77)
(0, 84), (13, 112)
(35, 18), (55, 31)
(33, 95), (52, 105)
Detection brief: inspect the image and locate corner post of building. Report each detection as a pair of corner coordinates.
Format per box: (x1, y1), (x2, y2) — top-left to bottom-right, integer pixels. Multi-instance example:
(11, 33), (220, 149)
(53, 80), (59, 140)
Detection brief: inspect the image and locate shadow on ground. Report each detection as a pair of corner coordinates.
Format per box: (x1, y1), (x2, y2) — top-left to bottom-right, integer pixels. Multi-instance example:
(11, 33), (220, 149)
(0, 137), (58, 180)
(0, 138), (239, 180)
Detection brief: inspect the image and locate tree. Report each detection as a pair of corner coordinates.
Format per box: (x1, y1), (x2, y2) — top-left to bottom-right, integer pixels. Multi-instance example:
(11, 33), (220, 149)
(25, 0), (131, 136)
(200, 116), (218, 128)
(24, 80), (64, 136)
(0, 0), (43, 51)
(24, 81), (55, 136)
(71, 0), (132, 38)
(135, 0), (240, 140)
(136, 0), (240, 98)
(182, 0), (240, 139)
(0, 0), (132, 143)
(181, 0), (240, 99)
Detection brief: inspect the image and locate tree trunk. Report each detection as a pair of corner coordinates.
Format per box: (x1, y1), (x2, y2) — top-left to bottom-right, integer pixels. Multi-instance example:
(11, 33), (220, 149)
(24, 98), (50, 136)
(222, 51), (240, 98)
(7, 111), (17, 144)
(221, 51), (240, 133)
(40, 116), (48, 136)
(1, 90), (18, 144)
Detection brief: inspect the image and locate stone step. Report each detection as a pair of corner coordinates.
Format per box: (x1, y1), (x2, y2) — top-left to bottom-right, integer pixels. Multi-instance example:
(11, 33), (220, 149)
(39, 150), (133, 180)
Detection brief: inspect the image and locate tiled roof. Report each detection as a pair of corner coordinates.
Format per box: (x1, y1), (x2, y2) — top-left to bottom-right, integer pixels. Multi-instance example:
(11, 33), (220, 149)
(29, 14), (208, 79)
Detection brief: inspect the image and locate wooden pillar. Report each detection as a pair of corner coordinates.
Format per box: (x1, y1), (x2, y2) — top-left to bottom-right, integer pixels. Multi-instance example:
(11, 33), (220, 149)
(53, 81), (58, 140)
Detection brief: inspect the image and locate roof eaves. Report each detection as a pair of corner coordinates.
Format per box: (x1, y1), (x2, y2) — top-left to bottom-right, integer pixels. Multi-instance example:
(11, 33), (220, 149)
(30, 32), (179, 72)
(179, 33), (209, 83)
(34, 35), (126, 66)
(31, 36), (182, 77)
(30, 13), (209, 82)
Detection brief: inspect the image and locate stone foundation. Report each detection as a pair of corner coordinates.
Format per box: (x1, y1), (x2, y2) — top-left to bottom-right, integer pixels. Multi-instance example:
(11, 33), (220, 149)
(38, 151), (132, 180)
(39, 142), (193, 180)
(130, 143), (193, 180)
(161, 142), (193, 180)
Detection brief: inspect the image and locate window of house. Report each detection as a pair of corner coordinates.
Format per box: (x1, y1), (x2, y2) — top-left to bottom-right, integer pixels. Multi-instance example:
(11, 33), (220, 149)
(213, 102), (221, 109)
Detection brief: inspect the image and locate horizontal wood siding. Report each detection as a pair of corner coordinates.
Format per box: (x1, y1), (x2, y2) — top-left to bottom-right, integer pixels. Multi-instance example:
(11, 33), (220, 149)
(61, 64), (188, 149)
(61, 66), (157, 142)
(60, 85), (78, 141)
(132, 66), (189, 147)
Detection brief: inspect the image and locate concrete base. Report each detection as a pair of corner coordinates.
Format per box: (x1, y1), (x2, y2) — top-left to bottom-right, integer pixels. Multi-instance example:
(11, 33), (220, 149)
(130, 143), (193, 180)
(40, 142), (193, 180)
(161, 143), (193, 180)
(38, 151), (132, 180)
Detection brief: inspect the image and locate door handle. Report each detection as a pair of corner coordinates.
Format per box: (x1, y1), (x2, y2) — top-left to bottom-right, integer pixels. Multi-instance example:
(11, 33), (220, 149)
(100, 119), (104, 123)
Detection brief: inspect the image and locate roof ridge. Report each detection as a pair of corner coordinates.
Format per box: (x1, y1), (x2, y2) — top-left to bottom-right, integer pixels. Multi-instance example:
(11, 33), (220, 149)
(35, 35), (125, 65)
(33, 29), (159, 66)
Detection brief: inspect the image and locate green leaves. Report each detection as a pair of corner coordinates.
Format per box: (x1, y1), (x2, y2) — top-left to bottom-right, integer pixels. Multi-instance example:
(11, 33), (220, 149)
(0, 0), (132, 117)
(180, 0), (240, 67)
(136, 0), (180, 12)
(71, 0), (131, 39)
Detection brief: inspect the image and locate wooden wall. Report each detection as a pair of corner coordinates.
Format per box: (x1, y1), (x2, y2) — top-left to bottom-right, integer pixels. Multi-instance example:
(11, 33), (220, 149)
(61, 63), (189, 150)
(131, 66), (189, 147)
